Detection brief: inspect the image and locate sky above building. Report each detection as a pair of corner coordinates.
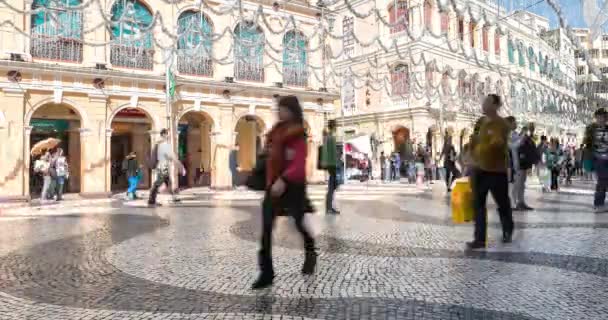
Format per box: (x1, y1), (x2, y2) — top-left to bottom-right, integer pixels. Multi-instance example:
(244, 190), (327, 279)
(526, 0), (585, 28)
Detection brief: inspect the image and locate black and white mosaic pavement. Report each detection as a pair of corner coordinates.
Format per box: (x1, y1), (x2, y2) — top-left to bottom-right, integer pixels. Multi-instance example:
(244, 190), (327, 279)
(1, 184), (607, 319)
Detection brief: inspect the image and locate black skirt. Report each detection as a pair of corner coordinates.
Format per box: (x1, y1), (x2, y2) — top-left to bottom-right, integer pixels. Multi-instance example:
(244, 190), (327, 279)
(273, 182), (315, 216)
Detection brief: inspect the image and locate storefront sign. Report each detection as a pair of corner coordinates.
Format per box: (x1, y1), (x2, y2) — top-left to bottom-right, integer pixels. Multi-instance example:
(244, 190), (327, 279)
(31, 119), (69, 132)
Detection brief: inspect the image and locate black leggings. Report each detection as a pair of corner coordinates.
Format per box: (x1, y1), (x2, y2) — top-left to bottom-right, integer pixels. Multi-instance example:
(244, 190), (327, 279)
(259, 193), (314, 276)
(550, 168), (560, 190)
(445, 162), (460, 188)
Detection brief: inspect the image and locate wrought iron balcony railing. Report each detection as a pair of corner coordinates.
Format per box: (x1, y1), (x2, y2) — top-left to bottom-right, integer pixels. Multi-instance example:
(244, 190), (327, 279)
(177, 52), (213, 77)
(283, 68), (308, 87)
(110, 44), (154, 70)
(30, 34), (83, 63)
(235, 61), (264, 82)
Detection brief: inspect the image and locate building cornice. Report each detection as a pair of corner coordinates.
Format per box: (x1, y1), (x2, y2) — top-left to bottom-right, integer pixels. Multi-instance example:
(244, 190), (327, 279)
(0, 61), (340, 101)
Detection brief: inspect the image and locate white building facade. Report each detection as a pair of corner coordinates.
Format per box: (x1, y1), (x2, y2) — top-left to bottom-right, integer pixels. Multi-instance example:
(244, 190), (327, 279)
(329, 0), (578, 157)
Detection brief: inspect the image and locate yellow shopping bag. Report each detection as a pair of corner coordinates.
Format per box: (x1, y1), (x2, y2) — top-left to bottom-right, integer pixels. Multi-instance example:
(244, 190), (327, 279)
(451, 177), (474, 223)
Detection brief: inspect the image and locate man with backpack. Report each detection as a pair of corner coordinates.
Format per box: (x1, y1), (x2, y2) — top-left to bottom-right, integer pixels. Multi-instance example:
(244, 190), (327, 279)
(513, 124), (538, 211)
(320, 120), (339, 214)
(147, 129), (186, 206)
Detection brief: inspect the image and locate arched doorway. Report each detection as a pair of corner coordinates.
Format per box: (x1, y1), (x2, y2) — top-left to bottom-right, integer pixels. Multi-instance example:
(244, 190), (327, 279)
(176, 111), (214, 188)
(109, 107), (153, 192)
(392, 125), (410, 156)
(29, 103), (82, 197)
(233, 115), (265, 186)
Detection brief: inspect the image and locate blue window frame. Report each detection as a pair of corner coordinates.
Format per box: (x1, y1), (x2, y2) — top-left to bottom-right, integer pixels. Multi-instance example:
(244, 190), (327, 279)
(177, 11), (213, 77)
(234, 22), (264, 82)
(31, 0), (83, 61)
(283, 31), (308, 87)
(110, 0), (154, 69)
(528, 47), (535, 71)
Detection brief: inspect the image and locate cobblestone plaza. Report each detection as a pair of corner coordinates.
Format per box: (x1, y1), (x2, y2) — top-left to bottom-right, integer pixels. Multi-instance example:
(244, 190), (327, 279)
(0, 182), (606, 319)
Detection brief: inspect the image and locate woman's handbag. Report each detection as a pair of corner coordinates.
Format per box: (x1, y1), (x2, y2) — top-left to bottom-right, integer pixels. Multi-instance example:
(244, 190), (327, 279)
(246, 153), (267, 191)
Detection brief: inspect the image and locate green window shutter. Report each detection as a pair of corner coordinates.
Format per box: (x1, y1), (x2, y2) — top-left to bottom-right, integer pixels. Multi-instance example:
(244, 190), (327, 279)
(508, 40), (514, 63)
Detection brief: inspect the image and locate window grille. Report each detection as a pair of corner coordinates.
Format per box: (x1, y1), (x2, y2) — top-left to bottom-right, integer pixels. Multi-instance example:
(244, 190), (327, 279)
(234, 22), (264, 82)
(283, 31), (308, 87)
(391, 64), (409, 96)
(388, 1), (408, 34)
(30, 0), (83, 62)
(110, 0), (154, 70)
(177, 11), (213, 77)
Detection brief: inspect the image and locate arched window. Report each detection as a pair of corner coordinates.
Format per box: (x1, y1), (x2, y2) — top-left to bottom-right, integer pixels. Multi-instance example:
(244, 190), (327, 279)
(31, 0), (83, 62)
(507, 39), (514, 63)
(234, 22), (264, 82)
(391, 64), (409, 96)
(110, 0), (154, 70)
(440, 11), (449, 33)
(388, 0), (408, 34)
(494, 32), (501, 56)
(528, 47), (535, 71)
(482, 27), (488, 52)
(538, 51), (543, 74)
(470, 22), (477, 48)
(530, 91), (538, 112)
(283, 31), (308, 87)
(424, 1), (432, 31)
(458, 73), (471, 98)
(520, 88), (528, 112)
(177, 11), (213, 77)
(457, 16), (464, 41)
(518, 43), (525, 67)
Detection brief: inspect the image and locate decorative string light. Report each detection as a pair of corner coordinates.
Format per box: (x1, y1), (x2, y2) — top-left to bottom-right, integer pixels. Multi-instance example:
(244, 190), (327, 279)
(0, 0), (594, 124)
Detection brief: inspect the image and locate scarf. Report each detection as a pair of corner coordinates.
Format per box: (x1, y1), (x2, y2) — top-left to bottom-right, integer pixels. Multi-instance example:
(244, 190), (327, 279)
(265, 121), (306, 188)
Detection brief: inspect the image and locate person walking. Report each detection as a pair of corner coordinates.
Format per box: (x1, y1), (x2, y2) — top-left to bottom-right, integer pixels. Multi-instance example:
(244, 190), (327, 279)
(513, 124), (537, 211)
(394, 152), (401, 181)
(583, 108), (608, 213)
(575, 145), (584, 177)
(545, 139), (562, 191)
(536, 135), (551, 192)
(380, 151), (386, 182)
(439, 136), (459, 192)
(321, 119), (340, 214)
(148, 129), (186, 206)
(125, 152), (141, 200)
(252, 95), (317, 289)
(37, 150), (52, 203)
(467, 94), (514, 250)
(51, 148), (69, 201)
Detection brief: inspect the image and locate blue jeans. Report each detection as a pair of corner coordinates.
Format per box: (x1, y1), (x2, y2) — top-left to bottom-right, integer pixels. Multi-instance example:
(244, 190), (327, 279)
(127, 175), (140, 196)
(594, 159), (608, 207)
(55, 176), (65, 200)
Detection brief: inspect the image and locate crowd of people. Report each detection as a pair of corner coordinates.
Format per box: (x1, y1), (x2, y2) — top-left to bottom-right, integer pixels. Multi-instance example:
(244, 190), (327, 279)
(28, 92), (608, 290)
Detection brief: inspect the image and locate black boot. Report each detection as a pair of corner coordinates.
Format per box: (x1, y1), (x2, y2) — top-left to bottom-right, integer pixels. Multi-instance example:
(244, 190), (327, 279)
(252, 252), (274, 289)
(302, 244), (317, 275)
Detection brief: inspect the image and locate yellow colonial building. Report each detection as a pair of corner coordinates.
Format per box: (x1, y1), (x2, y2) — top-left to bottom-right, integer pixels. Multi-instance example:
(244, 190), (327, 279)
(0, 0), (338, 201)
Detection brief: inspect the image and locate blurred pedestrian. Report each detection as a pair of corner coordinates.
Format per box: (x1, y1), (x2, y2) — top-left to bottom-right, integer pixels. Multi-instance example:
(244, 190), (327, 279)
(321, 119), (339, 214)
(252, 95), (316, 289)
(467, 94), (514, 250)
